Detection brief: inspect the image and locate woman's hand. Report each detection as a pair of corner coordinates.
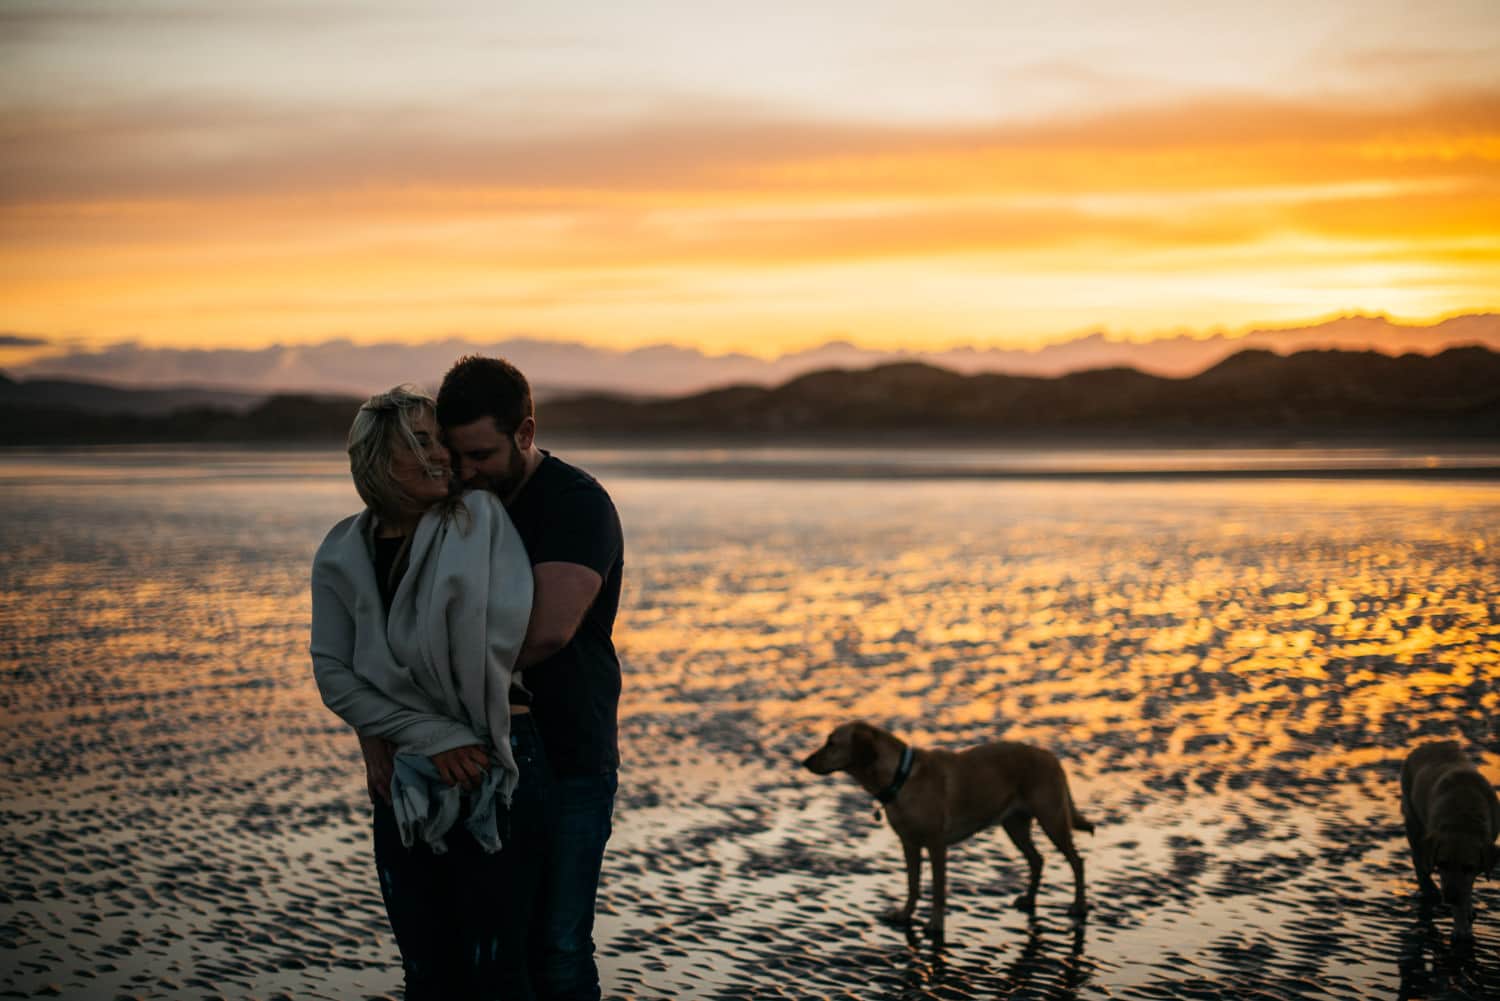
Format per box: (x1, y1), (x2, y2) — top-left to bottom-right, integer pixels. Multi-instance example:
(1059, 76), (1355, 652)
(358, 734), (397, 804)
(431, 744), (490, 791)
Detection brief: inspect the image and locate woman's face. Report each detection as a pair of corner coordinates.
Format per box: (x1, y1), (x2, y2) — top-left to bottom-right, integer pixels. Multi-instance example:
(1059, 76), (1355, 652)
(389, 407), (452, 508)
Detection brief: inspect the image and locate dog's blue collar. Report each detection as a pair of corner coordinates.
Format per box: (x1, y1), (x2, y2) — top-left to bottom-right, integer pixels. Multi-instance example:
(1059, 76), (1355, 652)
(876, 744), (915, 805)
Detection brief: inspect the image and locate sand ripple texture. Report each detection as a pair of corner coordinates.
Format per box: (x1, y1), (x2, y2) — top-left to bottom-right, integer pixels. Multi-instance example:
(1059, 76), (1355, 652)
(1, 451), (1498, 1000)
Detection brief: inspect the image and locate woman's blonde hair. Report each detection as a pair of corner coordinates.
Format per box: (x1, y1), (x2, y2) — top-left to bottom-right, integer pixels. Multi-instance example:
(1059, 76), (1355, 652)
(347, 384), (445, 521)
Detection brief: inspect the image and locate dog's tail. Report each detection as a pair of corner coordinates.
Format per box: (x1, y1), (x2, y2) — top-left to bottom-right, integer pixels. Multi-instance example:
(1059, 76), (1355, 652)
(1068, 792), (1095, 835)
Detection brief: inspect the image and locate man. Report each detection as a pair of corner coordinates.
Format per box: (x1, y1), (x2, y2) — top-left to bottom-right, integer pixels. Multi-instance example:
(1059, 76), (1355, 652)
(437, 354), (625, 1001)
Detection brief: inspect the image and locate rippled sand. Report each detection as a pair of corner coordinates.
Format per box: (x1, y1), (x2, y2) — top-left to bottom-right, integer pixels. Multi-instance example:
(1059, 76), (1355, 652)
(1, 452), (1497, 1000)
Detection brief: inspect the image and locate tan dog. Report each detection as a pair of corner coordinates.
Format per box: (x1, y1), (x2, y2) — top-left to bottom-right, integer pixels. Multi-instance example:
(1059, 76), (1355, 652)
(1401, 741), (1498, 939)
(803, 721), (1093, 938)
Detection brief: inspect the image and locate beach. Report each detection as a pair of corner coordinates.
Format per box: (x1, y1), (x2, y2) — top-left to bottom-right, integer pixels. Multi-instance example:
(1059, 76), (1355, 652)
(1, 447), (1497, 1000)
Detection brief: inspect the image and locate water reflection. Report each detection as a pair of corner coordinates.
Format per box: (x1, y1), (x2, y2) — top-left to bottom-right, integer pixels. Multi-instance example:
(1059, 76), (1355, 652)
(554, 441), (1500, 477)
(0, 454), (1497, 999)
(1398, 904), (1495, 1001)
(619, 478), (1499, 784)
(996, 919), (1092, 1001)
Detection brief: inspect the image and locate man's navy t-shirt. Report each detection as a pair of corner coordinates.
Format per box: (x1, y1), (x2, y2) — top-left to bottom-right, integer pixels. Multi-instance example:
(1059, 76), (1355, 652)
(508, 452), (623, 777)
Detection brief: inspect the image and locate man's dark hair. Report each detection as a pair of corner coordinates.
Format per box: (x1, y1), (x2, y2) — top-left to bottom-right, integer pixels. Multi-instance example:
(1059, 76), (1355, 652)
(436, 355), (534, 432)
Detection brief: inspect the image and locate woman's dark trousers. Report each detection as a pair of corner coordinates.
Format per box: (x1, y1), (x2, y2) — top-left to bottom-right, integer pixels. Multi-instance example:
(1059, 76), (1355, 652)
(371, 715), (554, 1001)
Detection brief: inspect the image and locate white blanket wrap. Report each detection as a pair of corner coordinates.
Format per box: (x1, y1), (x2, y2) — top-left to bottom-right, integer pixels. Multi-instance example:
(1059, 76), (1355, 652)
(309, 490), (533, 850)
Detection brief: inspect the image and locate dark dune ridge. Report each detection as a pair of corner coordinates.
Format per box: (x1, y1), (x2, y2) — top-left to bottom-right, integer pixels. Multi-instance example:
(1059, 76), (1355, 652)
(2, 344), (1499, 445)
(1, 457), (1498, 999)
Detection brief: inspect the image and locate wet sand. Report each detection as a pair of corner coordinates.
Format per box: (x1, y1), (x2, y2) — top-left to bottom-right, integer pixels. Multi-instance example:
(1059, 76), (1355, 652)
(1, 453), (1498, 999)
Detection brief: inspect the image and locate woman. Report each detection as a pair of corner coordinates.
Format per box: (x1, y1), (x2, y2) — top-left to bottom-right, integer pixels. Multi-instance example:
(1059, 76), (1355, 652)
(309, 385), (549, 1000)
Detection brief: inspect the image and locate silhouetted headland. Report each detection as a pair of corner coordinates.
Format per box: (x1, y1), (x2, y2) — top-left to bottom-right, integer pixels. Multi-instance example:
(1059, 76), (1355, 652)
(3, 346), (1498, 446)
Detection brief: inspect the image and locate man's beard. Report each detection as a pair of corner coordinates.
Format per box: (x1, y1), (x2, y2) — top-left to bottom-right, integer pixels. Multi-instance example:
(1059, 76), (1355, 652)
(476, 441), (528, 498)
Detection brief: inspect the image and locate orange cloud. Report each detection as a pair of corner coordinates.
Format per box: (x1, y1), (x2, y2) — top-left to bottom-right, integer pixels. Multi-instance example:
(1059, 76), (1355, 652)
(4, 90), (1497, 204)
(2, 90), (1498, 353)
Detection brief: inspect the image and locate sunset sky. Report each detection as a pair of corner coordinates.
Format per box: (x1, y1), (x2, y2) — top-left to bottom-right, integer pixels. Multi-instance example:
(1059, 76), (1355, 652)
(3, 0), (1499, 370)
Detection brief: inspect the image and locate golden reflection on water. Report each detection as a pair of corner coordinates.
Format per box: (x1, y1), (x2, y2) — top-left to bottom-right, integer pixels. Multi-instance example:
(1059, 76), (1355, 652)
(614, 478), (1500, 791)
(2, 459), (1499, 999)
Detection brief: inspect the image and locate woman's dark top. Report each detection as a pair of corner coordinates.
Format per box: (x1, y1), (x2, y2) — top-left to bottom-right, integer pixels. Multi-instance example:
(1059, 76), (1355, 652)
(373, 534), (406, 615)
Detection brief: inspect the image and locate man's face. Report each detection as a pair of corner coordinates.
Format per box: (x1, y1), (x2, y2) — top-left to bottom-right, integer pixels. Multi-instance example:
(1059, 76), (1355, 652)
(444, 416), (528, 497)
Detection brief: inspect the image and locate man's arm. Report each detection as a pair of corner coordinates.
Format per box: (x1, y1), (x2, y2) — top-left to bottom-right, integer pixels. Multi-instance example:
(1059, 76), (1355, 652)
(515, 560), (603, 669)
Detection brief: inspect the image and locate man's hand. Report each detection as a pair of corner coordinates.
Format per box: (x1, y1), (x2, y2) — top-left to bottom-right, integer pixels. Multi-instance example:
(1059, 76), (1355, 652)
(359, 734), (396, 804)
(431, 744), (490, 791)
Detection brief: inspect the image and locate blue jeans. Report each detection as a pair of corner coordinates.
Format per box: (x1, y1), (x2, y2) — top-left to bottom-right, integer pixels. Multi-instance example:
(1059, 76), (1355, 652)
(530, 770), (617, 1001)
(372, 715), (554, 1001)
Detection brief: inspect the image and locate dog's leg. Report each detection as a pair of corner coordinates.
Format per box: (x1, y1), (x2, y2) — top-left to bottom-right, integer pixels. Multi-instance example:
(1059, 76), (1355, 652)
(1062, 843), (1087, 918)
(1402, 811), (1439, 900)
(924, 842), (947, 941)
(1453, 888), (1475, 941)
(1036, 811), (1088, 918)
(882, 838), (921, 926)
(1002, 814), (1043, 913)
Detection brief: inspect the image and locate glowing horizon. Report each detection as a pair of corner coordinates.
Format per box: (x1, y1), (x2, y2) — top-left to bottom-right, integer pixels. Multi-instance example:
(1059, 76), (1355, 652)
(3, 2), (1498, 360)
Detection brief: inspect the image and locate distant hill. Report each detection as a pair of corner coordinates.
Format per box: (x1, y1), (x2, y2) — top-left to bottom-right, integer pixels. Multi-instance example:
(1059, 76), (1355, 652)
(10, 312), (1500, 398)
(1, 346), (1497, 445)
(541, 346), (1500, 435)
(0, 392), (365, 445)
(0, 372), (266, 416)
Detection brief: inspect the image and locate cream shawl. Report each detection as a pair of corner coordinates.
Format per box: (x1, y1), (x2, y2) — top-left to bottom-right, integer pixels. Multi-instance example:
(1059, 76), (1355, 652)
(310, 490), (533, 845)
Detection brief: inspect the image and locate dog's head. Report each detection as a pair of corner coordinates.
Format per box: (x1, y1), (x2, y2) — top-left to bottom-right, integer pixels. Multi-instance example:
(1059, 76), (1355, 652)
(802, 721), (880, 775)
(1427, 829), (1490, 908)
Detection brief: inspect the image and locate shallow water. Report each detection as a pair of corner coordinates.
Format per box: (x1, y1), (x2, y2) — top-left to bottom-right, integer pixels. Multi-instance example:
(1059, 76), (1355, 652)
(1, 448), (1497, 1000)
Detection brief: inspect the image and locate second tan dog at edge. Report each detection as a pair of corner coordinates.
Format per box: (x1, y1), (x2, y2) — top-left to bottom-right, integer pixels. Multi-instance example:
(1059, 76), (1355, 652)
(804, 721), (1093, 939)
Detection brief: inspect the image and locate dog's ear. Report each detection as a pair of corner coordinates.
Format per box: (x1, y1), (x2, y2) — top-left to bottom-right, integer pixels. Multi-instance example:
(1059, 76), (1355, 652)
(1422, 833), (1438, 873)
(1484, 841), (1498, 878)
(848, 723), (877, 769)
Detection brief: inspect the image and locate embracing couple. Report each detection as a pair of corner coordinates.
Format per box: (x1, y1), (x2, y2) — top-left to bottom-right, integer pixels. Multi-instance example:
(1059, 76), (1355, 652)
(309, 355), (624, 1000)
